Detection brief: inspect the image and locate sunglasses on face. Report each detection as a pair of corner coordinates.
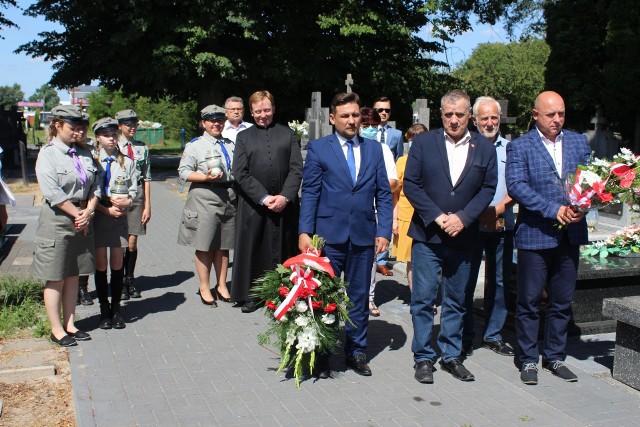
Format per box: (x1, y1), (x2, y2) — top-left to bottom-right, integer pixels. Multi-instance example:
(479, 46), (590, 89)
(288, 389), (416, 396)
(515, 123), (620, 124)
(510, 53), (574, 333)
(375, 108), (391, 114)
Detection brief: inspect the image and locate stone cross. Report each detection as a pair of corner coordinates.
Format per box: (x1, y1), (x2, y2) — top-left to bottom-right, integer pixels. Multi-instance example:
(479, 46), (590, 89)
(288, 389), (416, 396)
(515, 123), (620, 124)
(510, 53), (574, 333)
(304, 92), (333, 148)
(345, 74), (354, 94)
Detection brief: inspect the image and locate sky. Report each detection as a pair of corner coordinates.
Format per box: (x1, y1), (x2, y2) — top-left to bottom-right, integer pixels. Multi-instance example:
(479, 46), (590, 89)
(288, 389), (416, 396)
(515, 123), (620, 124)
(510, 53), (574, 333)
(0, 3), (511, 102)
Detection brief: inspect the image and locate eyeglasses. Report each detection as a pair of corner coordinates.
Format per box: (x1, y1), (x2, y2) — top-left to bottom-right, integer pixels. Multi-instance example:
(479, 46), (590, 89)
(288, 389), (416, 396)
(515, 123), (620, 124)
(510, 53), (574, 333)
(375, 108), (391, 114)
(226, 108), (243, 112)
(121, 121), (139, 127)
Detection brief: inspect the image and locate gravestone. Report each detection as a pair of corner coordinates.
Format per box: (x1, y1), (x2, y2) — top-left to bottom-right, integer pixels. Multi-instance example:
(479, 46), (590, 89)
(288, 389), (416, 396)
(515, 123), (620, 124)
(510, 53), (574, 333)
(584, 106), (619, 159)
(304, 92), (333, 149)
(413, 99), (430, 127)
(497, 99), (517, 141)
(599, 202), (636, 231)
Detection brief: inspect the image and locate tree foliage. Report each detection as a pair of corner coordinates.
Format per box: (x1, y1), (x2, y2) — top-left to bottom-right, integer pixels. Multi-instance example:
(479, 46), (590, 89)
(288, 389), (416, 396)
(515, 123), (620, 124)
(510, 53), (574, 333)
(454, 38), (549, 133)
(17, 0), (524, 128)
(0, 83), (24, 109)
(0, 0), (18, 37)
(544, 0), (640, 143)
(87, 88), (198, 141)
(28, 84), (60, 110)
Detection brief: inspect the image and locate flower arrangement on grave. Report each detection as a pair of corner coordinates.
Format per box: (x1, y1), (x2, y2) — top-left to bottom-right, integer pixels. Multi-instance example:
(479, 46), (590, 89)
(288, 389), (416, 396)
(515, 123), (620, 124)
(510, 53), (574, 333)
(582, 224), (640, 258)
(253, 235), (351, 387)
(287, 120), (309, 142)
(606, 148), (640, 212)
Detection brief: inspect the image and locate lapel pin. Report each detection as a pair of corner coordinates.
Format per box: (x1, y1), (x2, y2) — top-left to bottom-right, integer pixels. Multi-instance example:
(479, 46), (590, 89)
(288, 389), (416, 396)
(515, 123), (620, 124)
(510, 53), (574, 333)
(471, 144), (475, 148)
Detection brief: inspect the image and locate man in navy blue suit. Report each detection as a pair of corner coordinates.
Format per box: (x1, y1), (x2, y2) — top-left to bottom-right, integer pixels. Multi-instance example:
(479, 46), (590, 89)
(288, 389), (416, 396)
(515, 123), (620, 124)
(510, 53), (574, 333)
(506, 91), (591, 385)
(299, 92), (393, 378)
(373, 96), (404, 276)
(404, 89), (497, 384)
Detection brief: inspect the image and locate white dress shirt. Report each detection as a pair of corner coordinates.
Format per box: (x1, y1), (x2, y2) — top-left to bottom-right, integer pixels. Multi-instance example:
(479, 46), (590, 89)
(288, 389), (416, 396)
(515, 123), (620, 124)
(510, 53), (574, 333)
(222, 120), (253, 143)
(444, 130), (471, 186)
(537, 128), (563, 177)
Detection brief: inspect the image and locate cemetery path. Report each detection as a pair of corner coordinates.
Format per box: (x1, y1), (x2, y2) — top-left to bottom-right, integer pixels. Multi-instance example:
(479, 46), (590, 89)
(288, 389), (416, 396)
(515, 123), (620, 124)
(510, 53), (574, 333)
(2, 172), (640, 427)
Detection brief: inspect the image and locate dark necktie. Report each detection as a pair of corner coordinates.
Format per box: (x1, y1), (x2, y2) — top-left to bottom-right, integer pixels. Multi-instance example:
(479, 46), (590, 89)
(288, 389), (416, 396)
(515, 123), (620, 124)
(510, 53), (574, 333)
(67, 147), (87, 186)
(103, 157), (115, 194)
(346, 140), (356, 184)
(380, 126), (386, 145)
(217, 140), (232, 171)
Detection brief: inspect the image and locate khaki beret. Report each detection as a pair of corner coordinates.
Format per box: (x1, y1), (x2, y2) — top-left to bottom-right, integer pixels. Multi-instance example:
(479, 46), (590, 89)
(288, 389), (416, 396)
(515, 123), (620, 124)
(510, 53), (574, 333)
(52, 105), (84, 125)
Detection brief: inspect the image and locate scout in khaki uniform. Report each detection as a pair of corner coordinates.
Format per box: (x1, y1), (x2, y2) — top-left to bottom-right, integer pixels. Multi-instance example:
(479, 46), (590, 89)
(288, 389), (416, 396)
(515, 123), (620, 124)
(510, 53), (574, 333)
(93, 117), (138, 329)
(77, 111), (95, 306)
(177, 105), (236, 306)
(33, 105), (101, 347)
(116, 109), (151, 300)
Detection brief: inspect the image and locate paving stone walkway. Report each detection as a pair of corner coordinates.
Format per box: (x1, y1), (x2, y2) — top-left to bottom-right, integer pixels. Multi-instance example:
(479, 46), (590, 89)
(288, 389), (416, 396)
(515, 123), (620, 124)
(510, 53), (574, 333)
(2, 172), (640, 427)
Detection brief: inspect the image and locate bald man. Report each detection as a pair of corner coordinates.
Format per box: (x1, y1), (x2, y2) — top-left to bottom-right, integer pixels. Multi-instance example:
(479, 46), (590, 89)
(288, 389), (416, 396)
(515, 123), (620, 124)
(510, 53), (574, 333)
(505, 91), (590, 385)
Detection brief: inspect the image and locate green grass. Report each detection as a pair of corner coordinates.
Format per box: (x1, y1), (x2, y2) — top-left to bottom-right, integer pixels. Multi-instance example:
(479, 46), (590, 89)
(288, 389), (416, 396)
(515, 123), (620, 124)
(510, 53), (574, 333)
(0, 276), (50, 338)
(148, 138), (183, 155)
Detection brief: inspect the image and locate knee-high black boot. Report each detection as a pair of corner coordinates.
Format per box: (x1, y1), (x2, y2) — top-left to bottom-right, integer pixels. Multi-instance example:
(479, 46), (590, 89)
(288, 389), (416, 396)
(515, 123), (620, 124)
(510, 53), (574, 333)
(78, 275), (93, 305)
(124, 248), (141, 298)
(95, 270), (112, 329)
(110, 267), (126, 329)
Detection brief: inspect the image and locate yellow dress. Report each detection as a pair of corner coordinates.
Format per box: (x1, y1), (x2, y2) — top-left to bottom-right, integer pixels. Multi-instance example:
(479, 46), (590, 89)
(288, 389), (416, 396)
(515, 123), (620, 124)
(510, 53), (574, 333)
(391, 155), (414, 262)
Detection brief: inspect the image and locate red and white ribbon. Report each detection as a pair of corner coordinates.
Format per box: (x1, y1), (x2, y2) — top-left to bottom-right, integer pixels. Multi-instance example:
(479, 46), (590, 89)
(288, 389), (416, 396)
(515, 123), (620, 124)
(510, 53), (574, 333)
(274, 265), (321, 321)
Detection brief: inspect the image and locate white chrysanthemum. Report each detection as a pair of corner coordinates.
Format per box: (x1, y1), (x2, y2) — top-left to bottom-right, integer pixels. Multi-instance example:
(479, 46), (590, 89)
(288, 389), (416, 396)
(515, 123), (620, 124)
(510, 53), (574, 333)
(580, 170), (602, 187)
(295, 300), (308, 313)
(591, 157), (611, 167)
(295, 315), (309, 327)
(321, 313), (336, 324)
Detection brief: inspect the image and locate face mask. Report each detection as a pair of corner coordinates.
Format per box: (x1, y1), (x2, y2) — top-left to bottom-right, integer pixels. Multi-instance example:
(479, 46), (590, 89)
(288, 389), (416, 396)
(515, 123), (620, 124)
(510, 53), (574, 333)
(361, 127), (378, 140)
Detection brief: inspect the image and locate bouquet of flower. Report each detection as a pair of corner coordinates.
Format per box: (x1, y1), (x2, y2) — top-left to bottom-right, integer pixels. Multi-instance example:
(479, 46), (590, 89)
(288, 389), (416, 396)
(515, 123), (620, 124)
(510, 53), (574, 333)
(607, 148), (640, 211)
(288, 120), (309, 141)
(564, 157), (615, 211)
(253, 235), (351, 387)
(582, 224), (640, 258)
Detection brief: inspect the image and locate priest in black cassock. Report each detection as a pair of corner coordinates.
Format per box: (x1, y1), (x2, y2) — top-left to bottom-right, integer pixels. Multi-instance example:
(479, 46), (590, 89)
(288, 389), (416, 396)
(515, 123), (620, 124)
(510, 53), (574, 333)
(231, 90), (303, 313)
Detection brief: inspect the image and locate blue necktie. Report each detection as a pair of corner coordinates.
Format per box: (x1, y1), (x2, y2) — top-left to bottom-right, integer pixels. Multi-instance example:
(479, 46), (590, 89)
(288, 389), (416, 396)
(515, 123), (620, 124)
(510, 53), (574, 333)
(380, 126), (386, 145)
(346, 140), (356, 184)
(103, 157), (114, 194)
(218, 140), (232, 171)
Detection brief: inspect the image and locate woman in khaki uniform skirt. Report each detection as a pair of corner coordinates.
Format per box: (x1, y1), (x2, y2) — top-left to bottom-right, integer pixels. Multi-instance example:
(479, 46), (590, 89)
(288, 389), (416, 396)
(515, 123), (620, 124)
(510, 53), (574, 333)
(177, 105), (235, 306)
(92, 118), (137, 329)
(33, 105), (101, 347)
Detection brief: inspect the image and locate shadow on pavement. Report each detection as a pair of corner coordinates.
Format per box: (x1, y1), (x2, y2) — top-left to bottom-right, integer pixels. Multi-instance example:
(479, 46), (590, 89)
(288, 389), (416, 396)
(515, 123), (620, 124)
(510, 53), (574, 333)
(136, 270), (194, 292)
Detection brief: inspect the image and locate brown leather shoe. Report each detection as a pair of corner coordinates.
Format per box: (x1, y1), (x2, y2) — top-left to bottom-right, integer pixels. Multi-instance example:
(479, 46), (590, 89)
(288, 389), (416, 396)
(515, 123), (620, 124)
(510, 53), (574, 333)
(376, 265), (393, 276)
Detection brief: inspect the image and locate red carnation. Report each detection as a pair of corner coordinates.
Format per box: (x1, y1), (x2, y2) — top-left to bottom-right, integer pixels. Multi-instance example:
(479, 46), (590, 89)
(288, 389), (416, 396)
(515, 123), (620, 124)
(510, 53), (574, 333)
(324, 303), (337, 313)
(266, 301), (277, 311)
(311, 300), (323, 310)
(279, 286), (290, 297)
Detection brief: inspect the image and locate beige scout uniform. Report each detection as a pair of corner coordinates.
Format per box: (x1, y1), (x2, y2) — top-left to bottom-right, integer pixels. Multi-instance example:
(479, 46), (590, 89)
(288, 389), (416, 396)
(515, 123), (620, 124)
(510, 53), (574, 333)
(118, 137), (150, 235)
(32, 139), (101, 281)
(177, 132), (236, 252)
(94, 149), (137, 248)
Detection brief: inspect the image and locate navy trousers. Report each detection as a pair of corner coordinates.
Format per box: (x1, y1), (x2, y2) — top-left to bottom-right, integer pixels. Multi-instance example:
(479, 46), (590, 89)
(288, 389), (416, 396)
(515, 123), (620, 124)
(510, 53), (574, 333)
(324, 241), (374, 357)
(516, 234), (579, 365)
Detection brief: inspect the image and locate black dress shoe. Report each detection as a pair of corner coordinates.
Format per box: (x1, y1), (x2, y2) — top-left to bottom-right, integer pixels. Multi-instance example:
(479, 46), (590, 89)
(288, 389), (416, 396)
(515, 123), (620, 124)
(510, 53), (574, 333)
(50, 333), (77, 347)
(112, 309), (126, 329)
(128, 277), (141, 299)
(198, 290), (217, 306)
(241, 301), (259, 313)
(483, 340), (515, 356)
(439, 359), (475, 381)
(414, 360), (434, 384)
(345, 353), (372, 376)
(314, 354), (331, 379)
(65, 329), (91, 341)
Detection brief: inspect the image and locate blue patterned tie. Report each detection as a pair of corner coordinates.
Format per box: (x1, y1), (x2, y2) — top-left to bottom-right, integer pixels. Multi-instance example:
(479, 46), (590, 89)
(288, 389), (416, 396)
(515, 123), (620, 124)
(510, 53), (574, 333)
(103, 157), (114, 194)
(346, 140), (356, 185)
(380, 126), (386, 145)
